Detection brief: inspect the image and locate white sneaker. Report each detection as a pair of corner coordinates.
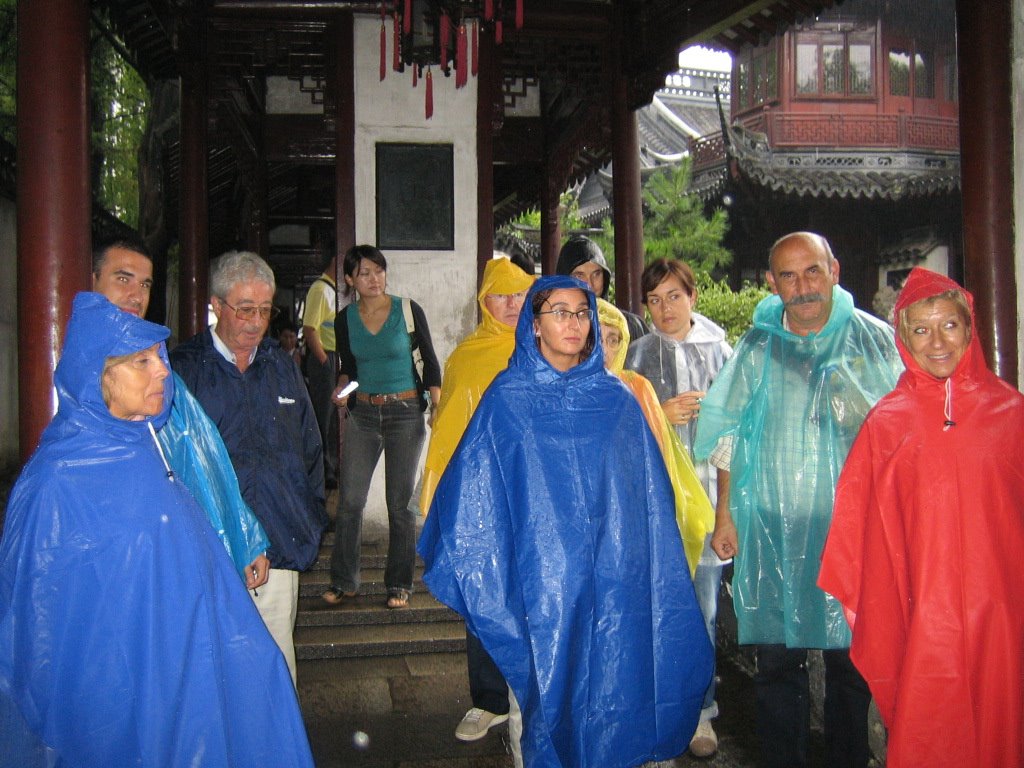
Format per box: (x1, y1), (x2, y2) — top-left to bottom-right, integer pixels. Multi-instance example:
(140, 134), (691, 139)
(689, 720), (718, 757)
(454, 707), (510, 742)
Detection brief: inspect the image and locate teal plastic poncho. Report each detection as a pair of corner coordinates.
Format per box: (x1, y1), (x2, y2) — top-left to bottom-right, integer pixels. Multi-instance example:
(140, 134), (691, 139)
(157, 376), (269, 578)
(419, 275), (713, 768)
(694, 286), (901, 648)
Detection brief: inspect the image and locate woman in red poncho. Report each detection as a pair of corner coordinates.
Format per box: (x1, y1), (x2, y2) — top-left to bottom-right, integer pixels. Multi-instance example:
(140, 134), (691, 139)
(818, 267), (1024, 768)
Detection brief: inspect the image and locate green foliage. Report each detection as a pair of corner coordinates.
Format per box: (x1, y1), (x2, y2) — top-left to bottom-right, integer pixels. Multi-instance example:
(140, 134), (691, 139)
(695, 272), (771, 345)
(91, 28), (148, 228)
(641, 160), (730, 273)
(0, 0), (15, 145)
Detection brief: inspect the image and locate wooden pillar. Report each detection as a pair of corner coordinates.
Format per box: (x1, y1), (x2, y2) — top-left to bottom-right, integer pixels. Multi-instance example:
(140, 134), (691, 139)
(16, 0), (91, 461)
(335, 11), (355, 261)
(540, 177), (561, 276)
(179, 19), (209, 339)
(957, 0), (1017, 381)
(476, 25), (497, 285)
(610, 24), (643, 315)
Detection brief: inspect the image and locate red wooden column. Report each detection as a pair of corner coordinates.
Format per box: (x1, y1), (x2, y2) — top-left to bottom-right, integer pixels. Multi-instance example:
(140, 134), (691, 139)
(957, 0), (1017, 382)
(335, 11), (355, 261)
(16, 0), (91, 461)
(609, 21), (643, 315)
(179, 19), (210, 339)
(539, 177), (561, 276)
(476, 25), (497, 285)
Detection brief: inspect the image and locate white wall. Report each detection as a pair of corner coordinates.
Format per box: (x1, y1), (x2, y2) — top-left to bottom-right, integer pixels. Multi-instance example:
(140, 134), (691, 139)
(351, 15), (481, 530)
(0, 198), (17, 472)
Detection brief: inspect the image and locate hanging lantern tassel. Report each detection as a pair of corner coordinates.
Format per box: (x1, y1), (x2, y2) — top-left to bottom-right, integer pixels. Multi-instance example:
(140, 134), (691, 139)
(484, 0), (493, 21)
(516, 0), (523, 30)
(440, 12), (450, 72)
(412, 63), (418, 87)
(456, 23), (468, 88)
(471, 19), (479, 76)
(393, 12), (401, 70)
(379, 18), (387, 80)
(425, 67), (434, 119)
(403, 0), (411, 33)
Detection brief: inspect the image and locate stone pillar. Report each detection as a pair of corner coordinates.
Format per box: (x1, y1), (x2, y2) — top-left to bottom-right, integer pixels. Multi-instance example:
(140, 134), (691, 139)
(16, 0), (91, 460)
(957, 0), (1017, 381)
(540, 177), (561, 276)
(179, 18), (209, 339)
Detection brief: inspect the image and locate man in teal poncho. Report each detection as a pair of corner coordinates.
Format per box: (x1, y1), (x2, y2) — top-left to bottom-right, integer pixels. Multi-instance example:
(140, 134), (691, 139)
(694, 232), (902, 768)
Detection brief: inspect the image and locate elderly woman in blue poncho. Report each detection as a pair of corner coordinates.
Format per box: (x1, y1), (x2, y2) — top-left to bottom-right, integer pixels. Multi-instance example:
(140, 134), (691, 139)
(0, 293), (313, 768)
(418, 275), (713, 768)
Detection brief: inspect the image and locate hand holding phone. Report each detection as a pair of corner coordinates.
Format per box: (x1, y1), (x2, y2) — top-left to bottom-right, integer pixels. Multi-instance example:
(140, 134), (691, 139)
(333, 380), (359, 403)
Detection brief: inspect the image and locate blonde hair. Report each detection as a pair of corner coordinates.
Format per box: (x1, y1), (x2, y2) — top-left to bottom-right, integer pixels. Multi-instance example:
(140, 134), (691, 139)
(897, 289), (972, 348)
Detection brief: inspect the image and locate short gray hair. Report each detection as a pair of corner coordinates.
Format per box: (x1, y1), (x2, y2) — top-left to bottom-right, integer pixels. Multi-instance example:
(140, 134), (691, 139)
(210, 250), (276, 299)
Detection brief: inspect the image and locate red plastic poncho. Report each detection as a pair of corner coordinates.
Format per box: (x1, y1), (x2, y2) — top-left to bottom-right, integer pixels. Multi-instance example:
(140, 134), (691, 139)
(818, 268), (1024, 768)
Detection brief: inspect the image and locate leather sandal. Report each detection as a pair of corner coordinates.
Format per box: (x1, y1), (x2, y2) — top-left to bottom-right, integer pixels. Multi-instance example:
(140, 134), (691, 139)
(386, 588), (410, 609)
(321, 586), (356, 606)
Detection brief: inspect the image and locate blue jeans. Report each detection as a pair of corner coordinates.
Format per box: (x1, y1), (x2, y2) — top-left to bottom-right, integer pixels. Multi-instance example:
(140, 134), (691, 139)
(330, 400), (425, 594)
(753, 645), (871, 768)
(693, 555), (723, 719)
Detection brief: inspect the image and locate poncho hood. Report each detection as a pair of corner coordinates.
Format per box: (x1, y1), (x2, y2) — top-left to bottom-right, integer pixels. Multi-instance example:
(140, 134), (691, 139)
(477, 254), (536, 331)
(511, 274), (605, 382)
(892, 267), (987, 391)
(597, 298), (630, 373)
(53, 291), (173, 440)
(555, 237), (611, 299)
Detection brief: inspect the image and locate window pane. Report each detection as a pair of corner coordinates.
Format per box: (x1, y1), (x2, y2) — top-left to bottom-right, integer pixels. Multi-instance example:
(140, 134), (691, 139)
(889, 48), (910, 96)
(943, 54), (958, 102)
(737, 60), (749, 107)
(914, 51), (934, 98)
(848, 43), (872, 94)
(823, 44), (844, 93)
(797, 43), (819, 94)
(752, 55), (765, 103)
(766, 46), (778, 100)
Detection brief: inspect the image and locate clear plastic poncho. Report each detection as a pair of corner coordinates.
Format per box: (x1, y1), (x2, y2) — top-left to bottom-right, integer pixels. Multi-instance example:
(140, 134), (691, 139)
(694, 286), (902, 648)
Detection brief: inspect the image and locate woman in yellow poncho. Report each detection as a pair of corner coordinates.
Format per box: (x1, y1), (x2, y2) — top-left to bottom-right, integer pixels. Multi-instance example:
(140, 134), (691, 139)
(597, 298), (713, 575)
(418, 254), (535, 743)
(420, 256), (536, 515)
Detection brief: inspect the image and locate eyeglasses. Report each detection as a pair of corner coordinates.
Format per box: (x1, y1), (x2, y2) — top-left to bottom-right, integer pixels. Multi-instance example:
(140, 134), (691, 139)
(219, 299), (280, 322)
(603, 335), (623, 350)
(536, 308), (593, 324)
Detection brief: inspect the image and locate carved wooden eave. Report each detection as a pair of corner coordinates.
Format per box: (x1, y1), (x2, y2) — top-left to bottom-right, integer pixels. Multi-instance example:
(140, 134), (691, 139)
(692, 120), (962, 202)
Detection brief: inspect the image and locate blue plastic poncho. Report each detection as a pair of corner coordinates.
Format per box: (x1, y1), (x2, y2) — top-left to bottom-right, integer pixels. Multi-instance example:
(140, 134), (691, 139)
(418, 276), (713, 768)
(694, 286), (901, 648)
(0, 293), (313, 768)
(157, 375), (270, 578)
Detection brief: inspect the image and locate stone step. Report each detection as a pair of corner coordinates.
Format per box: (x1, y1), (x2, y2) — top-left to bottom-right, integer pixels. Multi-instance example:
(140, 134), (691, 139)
(296, 592), (459, 627)
(294, 618), (467, 660)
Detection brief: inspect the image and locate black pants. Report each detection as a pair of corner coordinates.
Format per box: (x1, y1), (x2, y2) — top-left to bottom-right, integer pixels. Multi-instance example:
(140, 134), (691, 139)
(466, 629), (509, 715)
(754, 645), (871, 768)
(306, 350), (338, 481)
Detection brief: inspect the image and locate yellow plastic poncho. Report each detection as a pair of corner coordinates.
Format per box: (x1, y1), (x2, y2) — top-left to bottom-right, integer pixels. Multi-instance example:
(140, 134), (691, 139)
(419, 257), (536, 513)
(598, 299), (713, 574)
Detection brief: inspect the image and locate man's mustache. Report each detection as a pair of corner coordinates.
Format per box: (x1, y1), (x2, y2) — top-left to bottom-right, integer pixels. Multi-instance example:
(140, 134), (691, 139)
(785, 292), (828, 307)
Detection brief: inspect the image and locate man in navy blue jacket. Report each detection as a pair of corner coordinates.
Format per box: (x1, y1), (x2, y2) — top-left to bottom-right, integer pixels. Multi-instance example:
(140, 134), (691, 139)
(171, 250), (327, 683)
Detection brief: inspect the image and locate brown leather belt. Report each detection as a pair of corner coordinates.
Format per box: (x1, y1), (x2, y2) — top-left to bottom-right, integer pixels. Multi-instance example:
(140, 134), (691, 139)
(356, 388), (418, 406)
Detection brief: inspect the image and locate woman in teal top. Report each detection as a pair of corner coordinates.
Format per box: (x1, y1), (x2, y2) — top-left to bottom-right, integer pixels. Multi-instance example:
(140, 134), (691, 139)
(324, 245), (441, 609)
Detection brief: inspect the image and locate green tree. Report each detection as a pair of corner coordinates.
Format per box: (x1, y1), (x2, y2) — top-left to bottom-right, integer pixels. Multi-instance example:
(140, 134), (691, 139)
(640, 159), (730, 273)
(694, 273), (771, 345)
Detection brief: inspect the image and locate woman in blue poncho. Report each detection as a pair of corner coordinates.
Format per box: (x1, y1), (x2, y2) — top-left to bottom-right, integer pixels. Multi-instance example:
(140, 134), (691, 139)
(0, 293), (313, 768)
(418, 275), (713, 768)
